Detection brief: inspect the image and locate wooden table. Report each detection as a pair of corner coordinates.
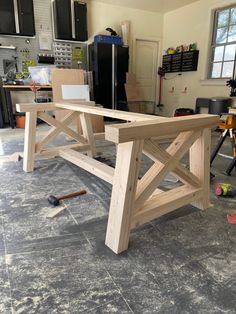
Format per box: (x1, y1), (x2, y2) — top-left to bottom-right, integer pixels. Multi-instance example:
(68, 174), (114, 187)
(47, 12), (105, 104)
(16, 101), (219, 254)
(0, 85), (52, 128)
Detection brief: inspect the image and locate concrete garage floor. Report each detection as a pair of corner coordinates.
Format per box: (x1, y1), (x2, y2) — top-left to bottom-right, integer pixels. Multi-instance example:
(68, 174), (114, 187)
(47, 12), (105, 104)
(0, 125), (235, 313)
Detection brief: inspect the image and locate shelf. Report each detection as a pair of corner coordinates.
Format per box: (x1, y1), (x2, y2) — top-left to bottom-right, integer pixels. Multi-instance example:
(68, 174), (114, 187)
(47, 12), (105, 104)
(0, 45), (16, 50)
(162, 50), (199, 73)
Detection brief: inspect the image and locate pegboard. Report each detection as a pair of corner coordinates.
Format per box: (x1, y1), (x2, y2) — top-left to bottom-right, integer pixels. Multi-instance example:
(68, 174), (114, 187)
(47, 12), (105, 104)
(0, 0), (87, 77)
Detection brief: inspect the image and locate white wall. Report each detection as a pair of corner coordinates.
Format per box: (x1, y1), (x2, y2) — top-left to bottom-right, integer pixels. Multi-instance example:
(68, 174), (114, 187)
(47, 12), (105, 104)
(162, 0), (235, 116)
(87, 1), (163, 72)
(88, 1), (163, 39)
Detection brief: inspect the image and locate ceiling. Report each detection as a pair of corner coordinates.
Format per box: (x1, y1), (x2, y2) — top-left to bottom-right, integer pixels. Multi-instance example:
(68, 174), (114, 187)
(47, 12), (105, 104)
(90, 0), (200, 13)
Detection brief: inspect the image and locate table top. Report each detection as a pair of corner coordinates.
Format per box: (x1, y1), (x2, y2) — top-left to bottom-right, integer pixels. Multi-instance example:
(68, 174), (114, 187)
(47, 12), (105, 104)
(2, 85), (52, 89)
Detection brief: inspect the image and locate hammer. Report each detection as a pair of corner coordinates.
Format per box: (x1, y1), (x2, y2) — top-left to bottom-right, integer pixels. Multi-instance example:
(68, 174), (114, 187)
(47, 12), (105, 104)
(47, 190), (87, 206)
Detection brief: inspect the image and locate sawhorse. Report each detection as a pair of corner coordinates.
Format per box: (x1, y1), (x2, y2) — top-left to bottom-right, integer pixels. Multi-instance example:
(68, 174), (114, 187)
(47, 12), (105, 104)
(210, 113), (236, 176)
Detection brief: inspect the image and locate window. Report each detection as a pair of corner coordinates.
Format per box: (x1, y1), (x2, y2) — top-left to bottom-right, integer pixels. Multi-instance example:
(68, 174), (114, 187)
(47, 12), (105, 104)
(209, 5), (236, 79)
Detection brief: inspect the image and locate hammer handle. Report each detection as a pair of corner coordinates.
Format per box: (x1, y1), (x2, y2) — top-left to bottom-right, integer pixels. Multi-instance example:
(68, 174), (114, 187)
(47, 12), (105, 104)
(58, 190), (87, 201)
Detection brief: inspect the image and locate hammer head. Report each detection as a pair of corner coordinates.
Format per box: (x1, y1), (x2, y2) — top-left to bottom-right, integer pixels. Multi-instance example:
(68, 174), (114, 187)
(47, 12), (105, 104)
(48, 195), (60, 206)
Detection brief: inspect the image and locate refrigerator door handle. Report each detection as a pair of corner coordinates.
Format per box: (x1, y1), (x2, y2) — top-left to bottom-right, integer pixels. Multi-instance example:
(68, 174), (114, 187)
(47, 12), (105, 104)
(71, 0), (76, 39)
(112, 44), (118, 110)
(14, 0), (20, 33)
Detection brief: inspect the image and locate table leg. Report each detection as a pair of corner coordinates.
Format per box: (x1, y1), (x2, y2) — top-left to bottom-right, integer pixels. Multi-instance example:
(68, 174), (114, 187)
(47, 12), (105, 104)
(190, 128), (211, 209)
(0, 88), (4, 128)
(0, 87), (10, 127)
(23, 111), (37, 172)
(105, 140), (143, 253)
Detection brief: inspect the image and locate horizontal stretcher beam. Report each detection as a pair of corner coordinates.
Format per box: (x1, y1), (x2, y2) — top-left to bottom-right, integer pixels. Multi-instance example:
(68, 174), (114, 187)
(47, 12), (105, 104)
(59, 148), (114, 184)
(16, 101), (162, 122)
(105, 114), (220, 143)
(55, 102), (159, 122)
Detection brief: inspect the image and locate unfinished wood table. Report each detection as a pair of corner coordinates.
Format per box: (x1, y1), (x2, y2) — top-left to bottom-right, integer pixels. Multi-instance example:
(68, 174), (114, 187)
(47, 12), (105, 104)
(16, 101), (219, 254)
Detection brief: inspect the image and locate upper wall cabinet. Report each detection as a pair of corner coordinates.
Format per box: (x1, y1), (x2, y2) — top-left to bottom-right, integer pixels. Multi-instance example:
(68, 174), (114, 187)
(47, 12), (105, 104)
(0, 0), (35, 36)
(17, 0), (35, 36)
(52, 0), (88, 42)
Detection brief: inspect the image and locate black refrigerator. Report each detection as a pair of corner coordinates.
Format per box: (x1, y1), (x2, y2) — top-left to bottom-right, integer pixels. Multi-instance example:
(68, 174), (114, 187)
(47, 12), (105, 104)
(89, 42), (129, 110)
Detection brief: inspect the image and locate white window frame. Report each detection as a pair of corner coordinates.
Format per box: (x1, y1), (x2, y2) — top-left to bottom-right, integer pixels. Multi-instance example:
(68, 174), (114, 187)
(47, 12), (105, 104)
(209, 4), (236, 79)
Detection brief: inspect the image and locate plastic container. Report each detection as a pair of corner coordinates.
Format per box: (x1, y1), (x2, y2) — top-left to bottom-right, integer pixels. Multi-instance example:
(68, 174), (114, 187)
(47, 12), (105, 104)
(94, 35), (123, 45)
(209, 97), (232, 115)
(28, 65), (55, 85)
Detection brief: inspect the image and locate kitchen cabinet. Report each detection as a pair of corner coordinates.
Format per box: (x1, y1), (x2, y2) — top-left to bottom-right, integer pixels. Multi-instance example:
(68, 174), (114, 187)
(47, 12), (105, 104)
(53, 0), (72, 40)
(17, 0), (35, 36)
(53, 0), (88, 42)
(74, 1), (87, 41)
(0, 0), (35, 36)
(0, 0), (16, 35)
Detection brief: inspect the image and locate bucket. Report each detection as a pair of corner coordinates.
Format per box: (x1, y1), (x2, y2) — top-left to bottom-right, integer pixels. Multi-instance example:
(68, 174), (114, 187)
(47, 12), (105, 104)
(16, 116), (25, 128)
(209, 97), (231, 115)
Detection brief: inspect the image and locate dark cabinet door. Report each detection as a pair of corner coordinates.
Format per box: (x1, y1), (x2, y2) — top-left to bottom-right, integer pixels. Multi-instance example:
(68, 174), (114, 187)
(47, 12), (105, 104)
(94, 43), (112, 108)
(54, 0), (72, 40)
(17, 0), (35, 36)
(0, 0), (16, 35)
(74, 2), (87, 41)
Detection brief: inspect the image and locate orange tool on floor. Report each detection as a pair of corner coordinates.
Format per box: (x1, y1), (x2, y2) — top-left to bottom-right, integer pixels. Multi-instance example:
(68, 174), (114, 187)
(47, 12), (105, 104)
(227, 212), (236, 224)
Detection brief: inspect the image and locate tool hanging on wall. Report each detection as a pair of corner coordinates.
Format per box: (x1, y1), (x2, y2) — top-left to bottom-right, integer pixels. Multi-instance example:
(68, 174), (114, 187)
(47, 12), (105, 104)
(72, 47), (84, 62)
(20, 48), (30, 60)
(37, 54), (55, 64)
(157, 67), (165, 109)
(20, 48), (36, 77)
